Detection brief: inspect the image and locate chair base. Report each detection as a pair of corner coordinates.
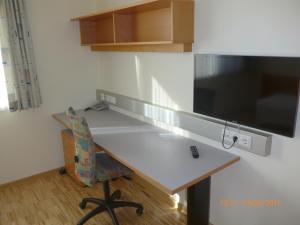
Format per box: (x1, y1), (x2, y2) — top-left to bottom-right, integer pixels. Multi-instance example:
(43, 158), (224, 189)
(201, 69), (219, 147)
(77, 189), (143, 225)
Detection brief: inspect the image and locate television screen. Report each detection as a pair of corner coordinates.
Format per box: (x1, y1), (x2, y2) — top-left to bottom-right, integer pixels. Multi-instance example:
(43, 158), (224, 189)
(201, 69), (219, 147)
(194, 54), (300, 137)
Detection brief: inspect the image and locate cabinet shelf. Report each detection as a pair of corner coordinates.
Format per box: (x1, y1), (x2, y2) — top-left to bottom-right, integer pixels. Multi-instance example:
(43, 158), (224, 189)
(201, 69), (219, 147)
(92, 41), (172, 46)
(90, 42), (191, 52)
(72, 0), (194, 52)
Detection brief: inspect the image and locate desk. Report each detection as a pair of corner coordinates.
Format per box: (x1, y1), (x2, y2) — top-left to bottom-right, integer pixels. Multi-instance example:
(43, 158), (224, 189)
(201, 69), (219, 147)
(53, 109), (240, 225)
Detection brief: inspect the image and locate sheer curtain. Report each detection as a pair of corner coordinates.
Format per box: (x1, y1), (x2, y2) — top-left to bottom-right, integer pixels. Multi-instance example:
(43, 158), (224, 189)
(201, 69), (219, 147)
(0, 0), (42, 112)
(0, 52), (9, 110)
(0, 1), (9, 110)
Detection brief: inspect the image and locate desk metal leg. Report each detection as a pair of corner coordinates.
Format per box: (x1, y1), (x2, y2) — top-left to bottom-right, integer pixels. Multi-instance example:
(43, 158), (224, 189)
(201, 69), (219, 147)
(187, 176), (211, 225)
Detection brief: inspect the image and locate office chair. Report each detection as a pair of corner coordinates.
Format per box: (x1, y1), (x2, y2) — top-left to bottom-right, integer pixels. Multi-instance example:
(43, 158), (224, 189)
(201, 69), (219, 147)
(66, 107), (143, 225)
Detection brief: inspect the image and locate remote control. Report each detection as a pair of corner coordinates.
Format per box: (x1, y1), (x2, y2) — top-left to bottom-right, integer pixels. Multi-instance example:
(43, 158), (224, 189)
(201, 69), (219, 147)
(190, 146), (200, 158)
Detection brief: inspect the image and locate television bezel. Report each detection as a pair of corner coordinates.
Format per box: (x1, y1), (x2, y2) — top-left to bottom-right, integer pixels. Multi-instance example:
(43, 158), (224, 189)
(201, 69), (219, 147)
(193, 54), (300, 138)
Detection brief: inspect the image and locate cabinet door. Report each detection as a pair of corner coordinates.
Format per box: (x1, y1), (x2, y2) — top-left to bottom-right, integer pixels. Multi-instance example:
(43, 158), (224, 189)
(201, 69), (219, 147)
(61, 129), (80, 184)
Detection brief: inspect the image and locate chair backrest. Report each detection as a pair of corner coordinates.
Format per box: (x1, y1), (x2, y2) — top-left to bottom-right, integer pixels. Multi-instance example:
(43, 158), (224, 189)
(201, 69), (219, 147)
(66, 107), (96, 187)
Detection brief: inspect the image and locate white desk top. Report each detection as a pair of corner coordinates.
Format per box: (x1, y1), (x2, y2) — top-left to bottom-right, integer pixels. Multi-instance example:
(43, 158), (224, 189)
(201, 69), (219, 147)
(53, 109), (240, 194)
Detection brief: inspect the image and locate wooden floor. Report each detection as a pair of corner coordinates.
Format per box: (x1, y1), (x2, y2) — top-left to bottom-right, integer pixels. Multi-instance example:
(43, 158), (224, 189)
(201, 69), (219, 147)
(0, 170), (186, 225)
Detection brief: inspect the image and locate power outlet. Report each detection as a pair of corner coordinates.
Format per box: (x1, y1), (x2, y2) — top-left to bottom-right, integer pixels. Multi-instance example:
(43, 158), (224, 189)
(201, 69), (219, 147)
(221, 129), (252, 150)
(100, 93), (105, 101)
(221, 129), (237, 142)
(238, 134), (252, 149)
(105, 95), (117, 104)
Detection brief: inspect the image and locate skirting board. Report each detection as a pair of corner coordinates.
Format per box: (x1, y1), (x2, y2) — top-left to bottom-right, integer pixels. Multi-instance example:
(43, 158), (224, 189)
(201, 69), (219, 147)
(96, 89), (272, 156)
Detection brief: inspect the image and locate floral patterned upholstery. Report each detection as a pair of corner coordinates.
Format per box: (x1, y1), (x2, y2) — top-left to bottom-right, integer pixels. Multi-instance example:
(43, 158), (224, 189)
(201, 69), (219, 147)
(66, 107), (131, 187)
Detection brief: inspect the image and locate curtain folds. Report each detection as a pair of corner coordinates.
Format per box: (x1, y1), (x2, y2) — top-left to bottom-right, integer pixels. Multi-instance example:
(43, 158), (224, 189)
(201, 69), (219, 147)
(0, 0), (41, 111)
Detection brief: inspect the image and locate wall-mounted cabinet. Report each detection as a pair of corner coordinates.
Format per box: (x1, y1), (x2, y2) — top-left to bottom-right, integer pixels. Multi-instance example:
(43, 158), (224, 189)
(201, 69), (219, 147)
(71, 0), (194, 52)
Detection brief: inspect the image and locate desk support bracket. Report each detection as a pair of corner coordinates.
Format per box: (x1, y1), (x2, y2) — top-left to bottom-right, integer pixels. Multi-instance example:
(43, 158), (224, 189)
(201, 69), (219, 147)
(187, 177), (211, 225)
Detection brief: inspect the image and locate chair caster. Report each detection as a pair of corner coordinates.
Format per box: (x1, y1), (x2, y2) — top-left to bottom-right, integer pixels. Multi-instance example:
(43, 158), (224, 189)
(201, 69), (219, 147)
(136, 206), (143, 216)
(79, 201), (87, 210)
(111, 190), (121, 201)
(123, 175), (132, 180)
(59, 167), (67, 175)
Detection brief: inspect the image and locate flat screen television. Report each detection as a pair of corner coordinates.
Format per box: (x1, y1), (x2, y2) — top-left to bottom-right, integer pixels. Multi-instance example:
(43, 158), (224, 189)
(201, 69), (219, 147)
(194, 54), (300, 137)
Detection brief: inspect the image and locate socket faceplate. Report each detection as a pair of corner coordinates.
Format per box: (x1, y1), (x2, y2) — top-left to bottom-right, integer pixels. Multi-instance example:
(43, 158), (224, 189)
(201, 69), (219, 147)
(222, 129), (252, 150)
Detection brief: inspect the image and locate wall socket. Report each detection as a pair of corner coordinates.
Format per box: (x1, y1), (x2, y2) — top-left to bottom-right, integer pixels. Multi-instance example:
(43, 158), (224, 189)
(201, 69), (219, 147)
(105, 95), (117, 104)
(222, 129), (252, 149)
(100, 93), (105, 101)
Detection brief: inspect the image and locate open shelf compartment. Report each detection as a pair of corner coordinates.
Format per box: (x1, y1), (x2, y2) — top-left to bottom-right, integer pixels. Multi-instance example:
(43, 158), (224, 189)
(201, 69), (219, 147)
(114, 6), (172, 43)
(72, 0), (194, 52)
(79, 13), (114, 45)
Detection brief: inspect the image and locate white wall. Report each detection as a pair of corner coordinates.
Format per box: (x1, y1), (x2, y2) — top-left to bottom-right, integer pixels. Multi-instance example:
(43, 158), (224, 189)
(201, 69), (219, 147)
(98, 52), (194, 111)
(194, 0), (300, 56)
(95, 1), (300, 225)
(0, 0), (99, 185)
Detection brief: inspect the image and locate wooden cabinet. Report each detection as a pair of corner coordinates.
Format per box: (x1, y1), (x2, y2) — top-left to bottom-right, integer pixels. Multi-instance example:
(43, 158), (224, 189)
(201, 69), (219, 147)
(72, 0), (194, 52)
(61, 129), (103, 185)
(61, 129), (78, 183)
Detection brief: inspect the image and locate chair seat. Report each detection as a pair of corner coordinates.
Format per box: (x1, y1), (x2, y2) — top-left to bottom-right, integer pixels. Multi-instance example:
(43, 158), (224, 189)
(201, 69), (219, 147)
(95, 152), (132, 181)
